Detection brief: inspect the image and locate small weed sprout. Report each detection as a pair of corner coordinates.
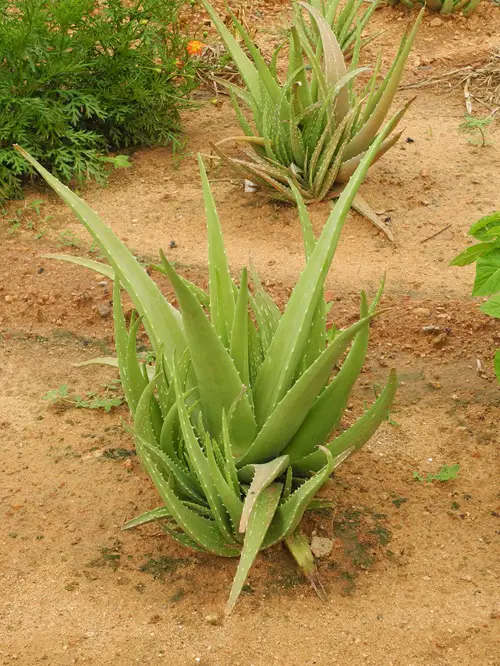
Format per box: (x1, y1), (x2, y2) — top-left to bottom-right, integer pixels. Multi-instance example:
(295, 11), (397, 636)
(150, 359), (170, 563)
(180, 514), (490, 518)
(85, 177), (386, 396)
(459, 114), (494, 147)
(43, 380), (124, 413)
(413, 464), (460, 483)
(2, 198), (51, 236)
(99, 155), (133, 170)
(57, 230), (82, 248)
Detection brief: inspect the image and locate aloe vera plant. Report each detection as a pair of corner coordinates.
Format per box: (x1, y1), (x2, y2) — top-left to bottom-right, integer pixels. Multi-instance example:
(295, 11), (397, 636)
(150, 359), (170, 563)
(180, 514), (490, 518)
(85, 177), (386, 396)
(387, 0), (481, 15)
(201, 0), (422, 230)
(17, 117), (397, 613)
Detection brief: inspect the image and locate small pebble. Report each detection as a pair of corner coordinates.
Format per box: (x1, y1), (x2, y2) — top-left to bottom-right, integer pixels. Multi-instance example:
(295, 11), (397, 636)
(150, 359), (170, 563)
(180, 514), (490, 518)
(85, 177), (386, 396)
(432, 332), (448, 348)
(430, 17), (443, 27)
(204, 613), (223, 626)
(311, 536), (333, 559)
(97, 303), (111, 318)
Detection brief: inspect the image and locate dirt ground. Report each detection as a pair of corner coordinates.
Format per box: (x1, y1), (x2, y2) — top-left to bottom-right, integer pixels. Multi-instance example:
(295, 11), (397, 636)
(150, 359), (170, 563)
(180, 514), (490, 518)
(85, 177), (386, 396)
(1, 2), (499, 665)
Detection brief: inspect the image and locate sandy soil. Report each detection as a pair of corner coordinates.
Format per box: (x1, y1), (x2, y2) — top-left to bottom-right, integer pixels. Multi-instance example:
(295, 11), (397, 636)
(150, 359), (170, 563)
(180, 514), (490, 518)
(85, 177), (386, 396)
(1, 2), (499, 665)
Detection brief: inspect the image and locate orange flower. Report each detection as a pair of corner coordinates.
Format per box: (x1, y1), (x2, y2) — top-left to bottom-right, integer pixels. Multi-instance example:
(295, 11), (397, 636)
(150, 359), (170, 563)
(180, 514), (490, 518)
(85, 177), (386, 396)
(186, 40), (205, 56)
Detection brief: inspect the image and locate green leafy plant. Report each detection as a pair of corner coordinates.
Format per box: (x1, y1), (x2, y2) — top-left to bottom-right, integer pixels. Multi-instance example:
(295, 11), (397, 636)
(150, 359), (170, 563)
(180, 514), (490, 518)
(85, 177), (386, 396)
(57, 230), (82, 248)
(430, 464), (460, 482)
(43, 380), (124, 413)
(99, 155), (133, 171)
(0, 0), (199, 200)
(18, 118), (397, 613)
(452, 211), (500, 382)
(459, 114), (494, 147)
(1, 197), (50, 235)
(413, 464), (460, 483)
(387, 0), (481, 14)
(200, 0), (422, 235)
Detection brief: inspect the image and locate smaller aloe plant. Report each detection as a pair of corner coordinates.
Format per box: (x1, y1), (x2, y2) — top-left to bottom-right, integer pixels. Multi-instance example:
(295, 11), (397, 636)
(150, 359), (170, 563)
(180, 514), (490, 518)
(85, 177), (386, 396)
(200, 0), (422, 237)
(16, 115), (397, 613)
(387, 0), (481, 15)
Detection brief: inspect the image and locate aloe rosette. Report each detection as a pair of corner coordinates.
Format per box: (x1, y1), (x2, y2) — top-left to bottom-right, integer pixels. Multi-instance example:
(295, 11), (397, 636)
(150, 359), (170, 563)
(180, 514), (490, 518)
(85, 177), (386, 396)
(201, 0), (423, 215)
(17, 117), (397, 613)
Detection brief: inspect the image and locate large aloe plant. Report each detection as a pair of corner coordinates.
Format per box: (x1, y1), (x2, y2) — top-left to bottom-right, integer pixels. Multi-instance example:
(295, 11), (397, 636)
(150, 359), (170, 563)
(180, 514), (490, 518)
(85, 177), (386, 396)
(388, 0), (481, 15)
(17, 117), (397, 613)
(201, 0), (422, 227)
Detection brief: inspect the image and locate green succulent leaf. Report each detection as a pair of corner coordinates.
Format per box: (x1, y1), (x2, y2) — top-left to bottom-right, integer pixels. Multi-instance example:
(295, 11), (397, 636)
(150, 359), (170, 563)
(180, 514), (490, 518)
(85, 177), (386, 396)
(238, 455), (290, 531)
(283, 291), (373, 461)
(294, 368), (398, 473)
(342, 9), (424, 161)
(230, 268), (251, 388)
(122, 506), (171, 531)
(264, 447), (336, 545)
(199, 155), (236, 346)
(161, 257), (257, 455)
(240, 312), (377, 465)
(226, 483), (283, 615)
(198, 0), (262, 104)
(172, 369), (235, 542)
(285, 531), (327, 601)
(43, 253), (114, 279)
(142, 449), (240, 557)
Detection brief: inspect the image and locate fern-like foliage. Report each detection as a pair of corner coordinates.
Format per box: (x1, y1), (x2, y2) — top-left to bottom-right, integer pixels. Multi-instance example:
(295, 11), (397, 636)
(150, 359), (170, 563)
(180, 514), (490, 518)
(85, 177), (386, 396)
(0, 0), (200, 199)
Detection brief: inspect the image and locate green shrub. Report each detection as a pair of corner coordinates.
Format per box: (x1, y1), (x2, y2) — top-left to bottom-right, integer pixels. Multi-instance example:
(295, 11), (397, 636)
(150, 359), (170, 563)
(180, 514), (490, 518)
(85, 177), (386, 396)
(0, 0), (199, 200)
(452, 211), (500, 382)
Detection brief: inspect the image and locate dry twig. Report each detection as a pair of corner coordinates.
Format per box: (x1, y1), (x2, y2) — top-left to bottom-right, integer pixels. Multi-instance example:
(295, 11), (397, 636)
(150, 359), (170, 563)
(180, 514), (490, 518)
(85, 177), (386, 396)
(420, 224), (452, 244)
(402, 48), (500, 116)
